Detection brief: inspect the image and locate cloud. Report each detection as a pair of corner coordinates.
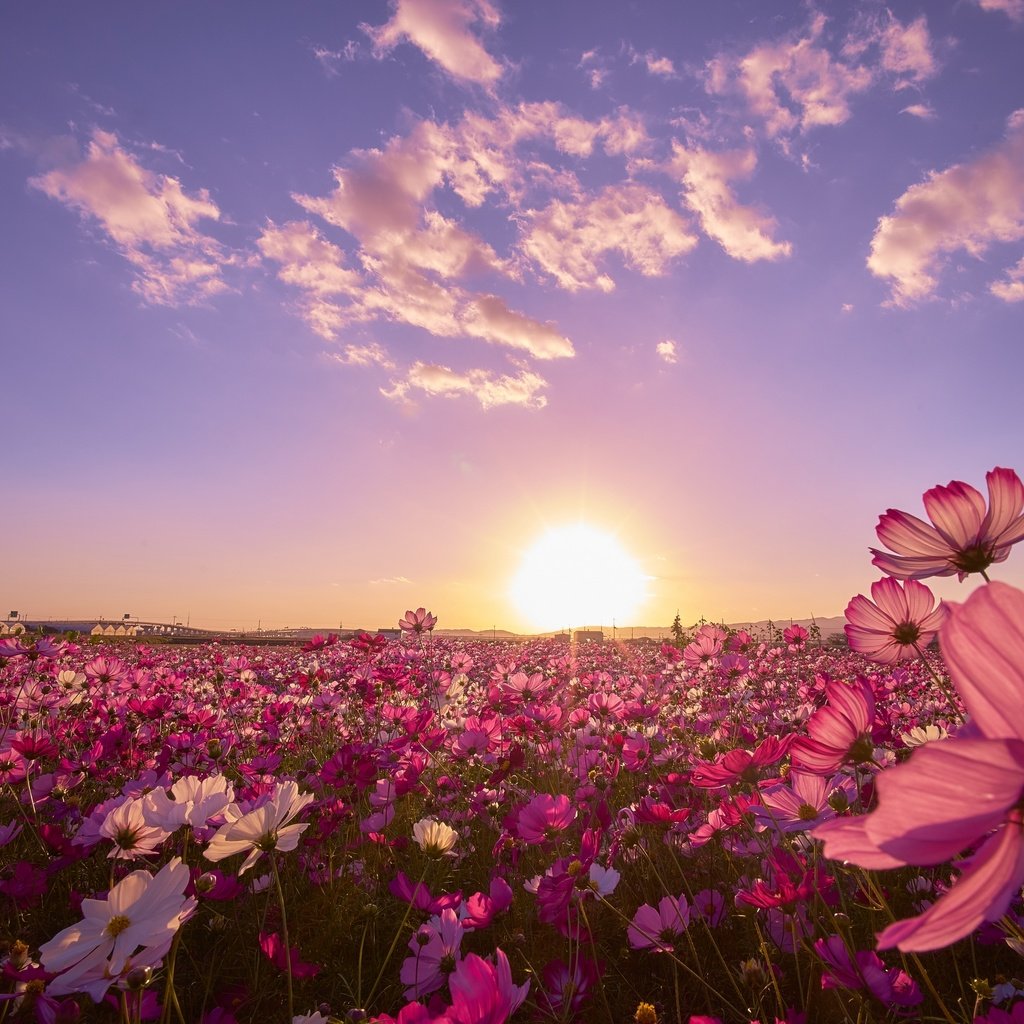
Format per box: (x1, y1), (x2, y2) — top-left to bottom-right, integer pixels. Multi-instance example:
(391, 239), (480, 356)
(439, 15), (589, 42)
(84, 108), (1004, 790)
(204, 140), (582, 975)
(521, 183), (698, 291)
(656, 339), (678, 363)
(900, 103), (936, 120)
(29, 130), (231, 305)
(990, 257), (1024, 302)
(363, 0), (503, 86)
(636, 50), (676, 78)
(706, 13), (872, 140)
(461, 295), (574, 359)
(974, 0), (1024, 20)
(844, 12), (938, 89)
(381, 361), (549, 409)
(668, 142), (792, 262)
(867, 109), (1024, 305)
(370, 575), (413, 585)
(324, 343), (396, 369)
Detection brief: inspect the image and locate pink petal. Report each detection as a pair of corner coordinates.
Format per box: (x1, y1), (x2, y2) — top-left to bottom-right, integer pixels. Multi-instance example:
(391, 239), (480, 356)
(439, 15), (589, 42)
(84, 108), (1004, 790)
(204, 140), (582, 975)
(941, 582), (1024, 742)
(982, 467), (1024, 542)
(875, 509), (950, 558)
(922, 480), (986, 548)
(865, 738), (1024, 865)
(814, 816), (907, 870)
(877, 821), (1024, 952)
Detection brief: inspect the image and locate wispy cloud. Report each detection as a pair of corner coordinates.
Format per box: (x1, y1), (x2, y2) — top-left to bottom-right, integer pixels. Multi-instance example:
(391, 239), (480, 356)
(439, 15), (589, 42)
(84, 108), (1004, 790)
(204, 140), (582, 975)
(363, 0), (503, 86)
(369, 575), (413, 585)
(381, 361), (548, 409)
(30, 130), (232, 306)
(974, 0), (1024, 21)
(668, 142), (792, 262)
(868, 109), (1024, 305)
(900, 103), (936, 120)
(990, 256), (1024, 302)
(521, 183), (697, 291)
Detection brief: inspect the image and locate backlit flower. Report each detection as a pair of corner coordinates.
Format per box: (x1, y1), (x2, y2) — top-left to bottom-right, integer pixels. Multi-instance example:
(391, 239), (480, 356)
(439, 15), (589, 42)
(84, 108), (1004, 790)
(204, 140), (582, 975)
(870, 466), (1024, 581)
(412, 817), (459, 856)
(399, 608), (438, 634)
(816, 582), (1024, 951)
(845, 577), (946, 664)
(204, 780), (314, 874)
(628, 894), (691, 952)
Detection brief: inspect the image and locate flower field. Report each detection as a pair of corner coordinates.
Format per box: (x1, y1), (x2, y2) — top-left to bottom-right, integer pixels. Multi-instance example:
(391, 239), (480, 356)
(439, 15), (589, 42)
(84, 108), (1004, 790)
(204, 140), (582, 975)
(3, 468), (1024, 1024)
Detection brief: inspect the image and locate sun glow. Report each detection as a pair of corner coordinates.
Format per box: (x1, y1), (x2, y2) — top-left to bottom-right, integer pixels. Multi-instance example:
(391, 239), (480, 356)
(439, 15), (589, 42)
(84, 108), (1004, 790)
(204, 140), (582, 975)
(509, 524), (650, 632)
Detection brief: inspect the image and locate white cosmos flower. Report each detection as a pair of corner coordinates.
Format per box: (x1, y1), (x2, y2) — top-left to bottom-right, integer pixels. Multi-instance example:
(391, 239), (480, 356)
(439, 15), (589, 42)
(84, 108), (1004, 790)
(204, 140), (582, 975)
(142, 774), (234, 830)
(40, 857), (195, 1002)
(204, 780), (314, 874)
(412, 817), (459, 856)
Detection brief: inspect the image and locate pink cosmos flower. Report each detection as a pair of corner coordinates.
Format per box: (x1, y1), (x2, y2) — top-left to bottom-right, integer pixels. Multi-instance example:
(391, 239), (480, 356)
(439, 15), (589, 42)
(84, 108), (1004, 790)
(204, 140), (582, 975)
(99, 797), (171, 860)
(816, 582), (1024, 951)
(756, 771), (855, 833)
(870, 466), (1024, 581)
(446, 950), (530, 1024)
(814, 935), (922, 1007)
(627, 893), (691, 952)
(517, 793), (576, 844)
(400, 908), (463, 999)
(783, 624), (808, 650)
(845, 577), (946, 664)
(790, 678), (877, 774)
(399, 608), (438, 634)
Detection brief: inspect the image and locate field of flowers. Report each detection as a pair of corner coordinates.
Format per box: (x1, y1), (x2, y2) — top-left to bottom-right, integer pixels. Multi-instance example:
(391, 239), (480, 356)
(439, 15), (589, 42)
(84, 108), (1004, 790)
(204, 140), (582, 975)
(3, 467), (1024, 1024)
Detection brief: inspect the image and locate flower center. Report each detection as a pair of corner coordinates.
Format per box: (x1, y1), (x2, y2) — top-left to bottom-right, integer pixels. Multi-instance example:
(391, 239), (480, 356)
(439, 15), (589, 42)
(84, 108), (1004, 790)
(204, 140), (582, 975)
(106, 914), (132, 937)
(892, 621), (921, 645)
(952, 543), (994, 574)
(797, 803), (820, 821)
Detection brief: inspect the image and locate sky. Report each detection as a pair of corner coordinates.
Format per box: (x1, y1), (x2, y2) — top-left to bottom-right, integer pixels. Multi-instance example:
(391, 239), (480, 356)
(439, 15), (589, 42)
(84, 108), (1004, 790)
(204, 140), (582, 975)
(2, 0), (1023, 633)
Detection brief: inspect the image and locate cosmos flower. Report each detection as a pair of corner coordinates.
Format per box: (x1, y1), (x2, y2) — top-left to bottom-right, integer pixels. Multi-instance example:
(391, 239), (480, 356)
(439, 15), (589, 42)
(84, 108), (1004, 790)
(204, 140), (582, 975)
(39, 857), (195, 1002)
(142, 774), (234, 831)
(627, 894), (691, 952)
(816, 582), (1024, 951)
(870, 467), (1024, 581)
(399, 608), (438, 634)
(412, 817), (459, 856)
(517, 793), (576, 844)
(446, 950), (530, 1024)
(790, 678), (877, 774)
(844, 577), (946, 664)
(204, 780), (314, 874)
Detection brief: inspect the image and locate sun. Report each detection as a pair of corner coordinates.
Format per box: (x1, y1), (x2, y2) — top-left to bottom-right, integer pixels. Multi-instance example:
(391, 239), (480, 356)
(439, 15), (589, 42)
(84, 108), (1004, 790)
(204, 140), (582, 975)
(508, 524), (650, 632)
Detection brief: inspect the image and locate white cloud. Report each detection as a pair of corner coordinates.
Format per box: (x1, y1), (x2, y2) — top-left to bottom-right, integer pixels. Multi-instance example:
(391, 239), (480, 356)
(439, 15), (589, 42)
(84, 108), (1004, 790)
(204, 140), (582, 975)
(521, 183), (698, 291)
(638, 50), (676, 78)
(668, 142), (792, 262)
(363, 0), (503, 86)
(381, 361), (549, 409)
(30, 129), (231, 306)
(656, 339), (678, 363)
(867, 109), (1024, 305)
(370, 575), (413, 585)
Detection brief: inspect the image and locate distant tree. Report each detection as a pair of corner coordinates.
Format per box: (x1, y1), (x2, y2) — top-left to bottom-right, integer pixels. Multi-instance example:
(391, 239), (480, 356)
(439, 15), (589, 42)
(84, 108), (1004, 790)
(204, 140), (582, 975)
(670, 612), (686, 647)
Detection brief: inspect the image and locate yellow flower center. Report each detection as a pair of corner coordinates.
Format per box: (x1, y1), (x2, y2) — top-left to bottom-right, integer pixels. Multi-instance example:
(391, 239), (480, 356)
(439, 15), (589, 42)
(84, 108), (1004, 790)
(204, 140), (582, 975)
(106, 914), (132, 937)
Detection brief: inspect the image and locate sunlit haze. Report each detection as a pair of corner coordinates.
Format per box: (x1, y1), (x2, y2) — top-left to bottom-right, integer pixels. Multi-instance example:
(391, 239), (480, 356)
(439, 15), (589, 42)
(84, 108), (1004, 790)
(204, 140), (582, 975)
(1, 1), (1022, 632)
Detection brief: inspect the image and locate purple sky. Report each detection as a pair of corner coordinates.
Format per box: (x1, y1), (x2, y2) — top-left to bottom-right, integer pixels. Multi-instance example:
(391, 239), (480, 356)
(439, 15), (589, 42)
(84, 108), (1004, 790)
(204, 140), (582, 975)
(2, 0), (1023, 632)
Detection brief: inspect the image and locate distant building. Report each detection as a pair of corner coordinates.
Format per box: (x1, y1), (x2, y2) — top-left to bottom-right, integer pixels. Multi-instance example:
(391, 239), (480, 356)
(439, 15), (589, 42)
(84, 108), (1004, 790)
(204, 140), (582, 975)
(573, 629), (604, 643)
(0, 622), (26, 636)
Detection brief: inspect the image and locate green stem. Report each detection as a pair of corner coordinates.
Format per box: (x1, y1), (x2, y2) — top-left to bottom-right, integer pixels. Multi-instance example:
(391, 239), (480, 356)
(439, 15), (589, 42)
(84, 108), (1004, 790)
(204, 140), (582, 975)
(270, 853), (294, 1021)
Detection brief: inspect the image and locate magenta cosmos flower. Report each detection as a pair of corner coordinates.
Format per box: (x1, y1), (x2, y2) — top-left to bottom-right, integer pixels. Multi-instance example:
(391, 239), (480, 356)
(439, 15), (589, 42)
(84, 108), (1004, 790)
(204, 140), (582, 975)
(517, 793), (576, 844)
(870, 466), (1024, 581)
(790, 678), (876, 774)
(844, 577), (946, 664)
(399, 608), (438, 634)
(816, 582), (1024, 951)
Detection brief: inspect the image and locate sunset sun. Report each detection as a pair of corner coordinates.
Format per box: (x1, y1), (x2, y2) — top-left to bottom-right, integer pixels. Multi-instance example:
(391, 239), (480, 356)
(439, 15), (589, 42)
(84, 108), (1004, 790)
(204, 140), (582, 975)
(509, 524), (650, 632)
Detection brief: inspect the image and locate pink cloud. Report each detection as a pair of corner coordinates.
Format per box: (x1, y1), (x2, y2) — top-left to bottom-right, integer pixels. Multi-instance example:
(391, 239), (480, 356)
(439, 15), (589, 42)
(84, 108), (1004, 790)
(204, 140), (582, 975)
(30, 130), (231, 306)
(990, 257), (1024, 303)
(975, 0), (1024, 21)
(461, 295), (574, 359)
(656, 339), (678, 364)
(707, 14), (872, 140)
(380, 361), (548, 409)
(868, 109), (1024, 305)
(363, 0), (503, 86)
(668, 142), (792, 262)
(521, 183), (698, 291)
